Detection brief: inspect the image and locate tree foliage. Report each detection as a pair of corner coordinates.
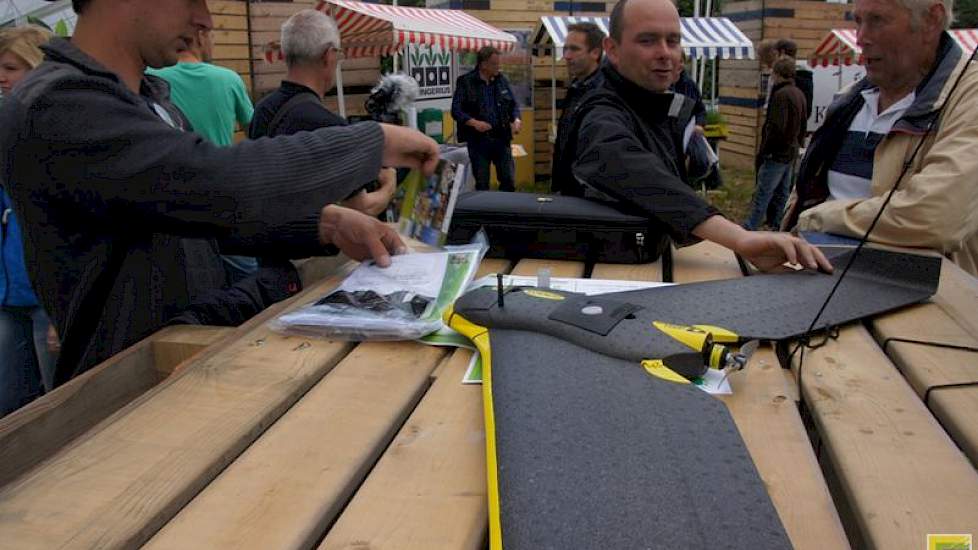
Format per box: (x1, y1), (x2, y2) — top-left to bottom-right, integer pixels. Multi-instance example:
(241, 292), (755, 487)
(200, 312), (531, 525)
(956, 0), (978, 28)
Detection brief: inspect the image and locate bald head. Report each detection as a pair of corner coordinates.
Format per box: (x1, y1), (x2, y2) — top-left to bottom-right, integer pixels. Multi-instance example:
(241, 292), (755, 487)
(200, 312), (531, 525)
(604, 0), (683, 92)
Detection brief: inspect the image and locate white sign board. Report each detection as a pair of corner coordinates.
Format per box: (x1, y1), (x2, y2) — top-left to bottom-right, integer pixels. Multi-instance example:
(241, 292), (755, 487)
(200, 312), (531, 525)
(405, 44), (456, 100)
(807, 62), (866, 132)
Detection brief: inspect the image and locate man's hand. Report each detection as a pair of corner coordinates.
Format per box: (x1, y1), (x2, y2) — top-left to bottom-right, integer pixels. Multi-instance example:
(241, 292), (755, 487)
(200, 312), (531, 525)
(380, 124), (440, 176)
(692, 215), (833, 273)
(732, 231), (834, 273)
(341, 168), (396, 216)
(467, 119), (492, 133)
(319, 204), (407, 267)
(511, 118), (522, 134)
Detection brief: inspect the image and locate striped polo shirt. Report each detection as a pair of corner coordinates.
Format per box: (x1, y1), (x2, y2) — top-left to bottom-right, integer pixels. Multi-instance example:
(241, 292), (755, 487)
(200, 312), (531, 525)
(827, 88), (915, 200)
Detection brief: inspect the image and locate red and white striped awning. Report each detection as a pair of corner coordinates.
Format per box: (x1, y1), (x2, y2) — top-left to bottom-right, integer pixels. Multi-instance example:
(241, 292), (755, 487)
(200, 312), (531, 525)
(809, 29), (860, 67)
(950, 28), (978, 55)
(265, 1), (516, 62)
(810, 28), (978, 67)
(322, 0), (514, 58)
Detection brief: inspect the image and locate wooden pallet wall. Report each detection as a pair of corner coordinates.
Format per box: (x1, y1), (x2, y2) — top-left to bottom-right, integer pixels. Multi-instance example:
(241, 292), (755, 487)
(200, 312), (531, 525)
(718, 0), (853, 168)
(211, 0), (253, 92)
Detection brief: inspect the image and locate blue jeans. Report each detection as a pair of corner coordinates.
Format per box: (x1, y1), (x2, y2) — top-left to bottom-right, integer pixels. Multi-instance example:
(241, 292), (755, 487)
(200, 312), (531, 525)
(744, 160), (793, 230)
(467, 135), (515, 192)
(222, 255), (259, 286)
(0, 305), (55, 416)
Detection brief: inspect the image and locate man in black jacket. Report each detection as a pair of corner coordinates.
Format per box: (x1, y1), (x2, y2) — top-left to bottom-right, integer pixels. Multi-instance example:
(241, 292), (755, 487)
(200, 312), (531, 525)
(560, 0), (832, 273)
(745, 59), (807, 230)
(552, 21), (605, 195)
(0, 0), (439, 383)
(451, 46), (522, 191)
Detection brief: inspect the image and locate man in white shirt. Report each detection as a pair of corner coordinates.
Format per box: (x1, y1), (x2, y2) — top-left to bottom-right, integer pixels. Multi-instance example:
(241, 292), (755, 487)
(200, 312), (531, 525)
(784, 0), (978, 277)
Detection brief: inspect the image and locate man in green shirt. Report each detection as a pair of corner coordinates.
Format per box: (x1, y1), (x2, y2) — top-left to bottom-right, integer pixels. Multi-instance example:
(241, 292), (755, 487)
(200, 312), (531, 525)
(148, 28), (252, 146)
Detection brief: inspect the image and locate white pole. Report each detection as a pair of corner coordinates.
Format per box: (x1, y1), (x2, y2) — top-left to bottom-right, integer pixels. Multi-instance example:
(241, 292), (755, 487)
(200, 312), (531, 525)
(336, 60), (346, 119)
(551, 51), (557, 143)
(699, 0), (712, 90)
(691, 0), (701, 83)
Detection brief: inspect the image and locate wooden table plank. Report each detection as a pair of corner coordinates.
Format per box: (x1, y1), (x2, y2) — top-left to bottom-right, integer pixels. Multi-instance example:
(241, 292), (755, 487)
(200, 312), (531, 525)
(670, 243), (849, 550)
(868, 262), (978, 468)
(719, 348), (851, 550)
(153, 325), (236, 375)
(145, 342), (449, 550)
(670, 241), (743, 282)
(0, 325), (232, 491)
(590, 261), (663, 282)
(475, 258), (512, 279)
(509, 259), (585, 278)
(932, 260), (978, 341)
(0, 274), (357, 549)
(791, 326), (978, 548)
(930, 388), (978, 469)
(871, 302), (978, 396)
(320, 349), (487, 550)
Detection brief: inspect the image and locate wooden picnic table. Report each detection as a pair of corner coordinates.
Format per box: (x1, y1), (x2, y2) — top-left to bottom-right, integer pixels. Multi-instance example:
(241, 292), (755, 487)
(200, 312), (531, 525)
(1, 242), (976, 549)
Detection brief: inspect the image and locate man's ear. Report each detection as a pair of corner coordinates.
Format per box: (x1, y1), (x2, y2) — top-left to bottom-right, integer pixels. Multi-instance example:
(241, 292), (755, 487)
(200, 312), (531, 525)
(924, 1), (947, 35)
(603, 35), (618, 66)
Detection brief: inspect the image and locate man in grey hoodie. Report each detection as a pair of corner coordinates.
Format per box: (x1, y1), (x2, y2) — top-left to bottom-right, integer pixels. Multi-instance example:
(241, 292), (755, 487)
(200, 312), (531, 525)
(0, 0), (439, 384)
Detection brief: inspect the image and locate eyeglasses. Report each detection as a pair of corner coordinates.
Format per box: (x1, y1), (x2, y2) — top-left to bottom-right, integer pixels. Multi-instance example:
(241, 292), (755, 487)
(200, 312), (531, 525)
(329, 46), (345, 60)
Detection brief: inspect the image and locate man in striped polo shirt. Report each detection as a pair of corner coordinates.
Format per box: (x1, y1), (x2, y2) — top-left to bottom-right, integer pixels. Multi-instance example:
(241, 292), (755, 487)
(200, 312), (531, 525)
(785, 0), (978, 276)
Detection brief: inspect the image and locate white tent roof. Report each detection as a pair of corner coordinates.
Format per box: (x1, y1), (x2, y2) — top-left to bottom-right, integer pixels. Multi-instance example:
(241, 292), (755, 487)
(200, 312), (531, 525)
(531, 15), (755, 59)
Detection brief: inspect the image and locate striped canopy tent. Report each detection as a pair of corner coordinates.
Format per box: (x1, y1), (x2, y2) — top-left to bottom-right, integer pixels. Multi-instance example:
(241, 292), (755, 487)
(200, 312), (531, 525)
(808, 29), (860, 67)
(264, 0), (516, 62)
(810, 28), (978, 67)
(531, 15), (755, 59)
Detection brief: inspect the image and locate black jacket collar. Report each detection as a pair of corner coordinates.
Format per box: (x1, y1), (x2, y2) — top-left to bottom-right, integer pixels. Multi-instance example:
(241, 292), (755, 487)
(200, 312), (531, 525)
(600, 62), (679, 123)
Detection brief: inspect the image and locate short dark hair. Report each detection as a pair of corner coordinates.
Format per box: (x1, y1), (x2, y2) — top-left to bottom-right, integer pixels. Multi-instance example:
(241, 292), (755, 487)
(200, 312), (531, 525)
(772, 58), (796, 79)
(476, 45), (500, 67)
(567, 22), (605, 52)
(774, 39), (798, 58)
(609, 0), (629, 42)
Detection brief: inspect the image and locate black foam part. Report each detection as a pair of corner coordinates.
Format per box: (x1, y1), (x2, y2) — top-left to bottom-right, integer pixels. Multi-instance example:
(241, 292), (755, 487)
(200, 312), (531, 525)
(490, 329), (792, 550)
(455, 248), (940, 363)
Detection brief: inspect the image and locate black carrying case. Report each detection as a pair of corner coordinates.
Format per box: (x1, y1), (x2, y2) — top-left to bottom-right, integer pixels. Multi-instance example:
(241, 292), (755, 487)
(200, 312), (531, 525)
(447, 191), (670, 266)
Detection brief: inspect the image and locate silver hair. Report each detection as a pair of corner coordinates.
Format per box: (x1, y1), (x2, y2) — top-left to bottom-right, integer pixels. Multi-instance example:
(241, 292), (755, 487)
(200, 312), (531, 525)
(281, 9), (341, 67)
(897, 0), (954, 30)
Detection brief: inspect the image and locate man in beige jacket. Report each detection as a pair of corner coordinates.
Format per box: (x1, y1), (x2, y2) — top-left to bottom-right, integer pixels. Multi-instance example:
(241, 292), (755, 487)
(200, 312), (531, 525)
(783, 0), (978, 276)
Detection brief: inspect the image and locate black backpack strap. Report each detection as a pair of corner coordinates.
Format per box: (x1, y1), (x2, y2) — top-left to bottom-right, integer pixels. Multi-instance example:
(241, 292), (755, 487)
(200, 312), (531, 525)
(268, 92), (325, 137)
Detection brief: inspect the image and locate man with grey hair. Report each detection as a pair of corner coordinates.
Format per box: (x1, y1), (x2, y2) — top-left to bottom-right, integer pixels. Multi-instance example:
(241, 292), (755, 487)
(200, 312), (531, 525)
(250, 9), (395, 216)
(784, 0), (978, 277)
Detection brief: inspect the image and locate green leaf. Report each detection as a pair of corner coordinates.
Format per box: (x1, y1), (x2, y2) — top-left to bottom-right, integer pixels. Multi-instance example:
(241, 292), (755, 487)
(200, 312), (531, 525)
(54, 20), (69, 37)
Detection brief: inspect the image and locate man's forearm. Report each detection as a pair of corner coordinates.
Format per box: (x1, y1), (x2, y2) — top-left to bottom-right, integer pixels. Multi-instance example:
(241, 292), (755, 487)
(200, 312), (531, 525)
(692, 215), (748, 250)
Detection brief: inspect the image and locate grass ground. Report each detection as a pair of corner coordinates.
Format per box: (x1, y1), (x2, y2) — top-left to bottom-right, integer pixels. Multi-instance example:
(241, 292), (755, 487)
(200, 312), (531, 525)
(520, 165), (758, 226)
(707, 165), (756, 225)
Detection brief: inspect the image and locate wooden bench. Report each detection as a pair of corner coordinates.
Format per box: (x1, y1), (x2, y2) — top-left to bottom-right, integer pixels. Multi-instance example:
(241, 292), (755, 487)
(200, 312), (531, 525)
(1, 245), (975, 549)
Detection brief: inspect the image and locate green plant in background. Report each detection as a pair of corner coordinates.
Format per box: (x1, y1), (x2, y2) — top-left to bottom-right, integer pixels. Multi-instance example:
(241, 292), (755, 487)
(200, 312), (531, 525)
(704, 109), (724, 126)
(54, 20), (69, 37)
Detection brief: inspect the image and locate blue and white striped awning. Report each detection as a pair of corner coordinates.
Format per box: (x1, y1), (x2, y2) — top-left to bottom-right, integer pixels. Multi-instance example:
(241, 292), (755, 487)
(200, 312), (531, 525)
(531, 16), (755, 60)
